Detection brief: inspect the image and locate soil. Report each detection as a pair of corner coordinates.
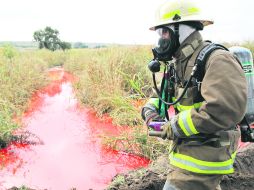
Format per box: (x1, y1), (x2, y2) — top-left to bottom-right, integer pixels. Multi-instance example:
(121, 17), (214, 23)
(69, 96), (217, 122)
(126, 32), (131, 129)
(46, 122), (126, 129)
(109, 144), (254, 190)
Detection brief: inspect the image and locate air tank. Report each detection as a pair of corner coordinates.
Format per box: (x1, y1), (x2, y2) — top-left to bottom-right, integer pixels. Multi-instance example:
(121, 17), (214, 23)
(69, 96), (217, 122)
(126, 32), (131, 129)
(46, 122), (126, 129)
(229, 46), (254, 124)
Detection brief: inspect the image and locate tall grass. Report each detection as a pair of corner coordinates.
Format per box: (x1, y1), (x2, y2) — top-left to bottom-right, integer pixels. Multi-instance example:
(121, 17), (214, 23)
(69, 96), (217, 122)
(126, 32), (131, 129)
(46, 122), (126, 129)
(64, 43), (254, 127)
(33, 49), (70, 67)
(64, 46), (153, 126)
(1, 41), (252, 158)
(224, 41), (254, 55)
(0, 46), (62, 144)
(241, 41), (254, 55)
(0, 46), (98, 146)
(64, 46), (170, 159)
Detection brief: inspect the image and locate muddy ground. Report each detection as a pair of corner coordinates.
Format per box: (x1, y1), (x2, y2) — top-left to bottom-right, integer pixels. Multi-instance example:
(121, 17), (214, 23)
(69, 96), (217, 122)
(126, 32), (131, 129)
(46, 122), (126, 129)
(109, 144), (254, 190)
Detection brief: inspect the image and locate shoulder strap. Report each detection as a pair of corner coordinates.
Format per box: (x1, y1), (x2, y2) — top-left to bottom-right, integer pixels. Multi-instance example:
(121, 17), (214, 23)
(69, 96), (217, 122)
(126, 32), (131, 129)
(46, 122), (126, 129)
(194, 42), (228, 82)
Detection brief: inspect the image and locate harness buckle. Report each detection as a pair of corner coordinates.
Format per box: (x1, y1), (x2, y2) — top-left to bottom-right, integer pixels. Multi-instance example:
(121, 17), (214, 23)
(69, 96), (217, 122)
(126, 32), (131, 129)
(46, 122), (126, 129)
(196, 79), (202, 91)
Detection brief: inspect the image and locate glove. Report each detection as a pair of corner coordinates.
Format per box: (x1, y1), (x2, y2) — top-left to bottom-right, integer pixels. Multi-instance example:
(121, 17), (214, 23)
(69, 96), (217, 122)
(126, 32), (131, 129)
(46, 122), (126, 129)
(146, 112), (163, 126)
(141, 106), (163, 126)
(160, 121), (174, 140)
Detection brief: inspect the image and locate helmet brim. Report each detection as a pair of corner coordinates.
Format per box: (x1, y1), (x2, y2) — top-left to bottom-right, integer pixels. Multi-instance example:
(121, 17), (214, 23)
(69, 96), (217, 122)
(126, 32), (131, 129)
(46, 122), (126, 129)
(149, 17), (214, 31)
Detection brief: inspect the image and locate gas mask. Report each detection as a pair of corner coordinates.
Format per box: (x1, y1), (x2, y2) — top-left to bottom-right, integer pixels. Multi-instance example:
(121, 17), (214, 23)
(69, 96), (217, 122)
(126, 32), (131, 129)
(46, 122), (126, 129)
(152, 26), (180, 62)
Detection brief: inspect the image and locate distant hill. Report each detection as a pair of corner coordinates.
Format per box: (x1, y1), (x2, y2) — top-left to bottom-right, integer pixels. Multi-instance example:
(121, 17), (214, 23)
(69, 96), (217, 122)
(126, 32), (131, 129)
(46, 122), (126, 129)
(0, 41), (118, 50)
(0, 41), (38, 49)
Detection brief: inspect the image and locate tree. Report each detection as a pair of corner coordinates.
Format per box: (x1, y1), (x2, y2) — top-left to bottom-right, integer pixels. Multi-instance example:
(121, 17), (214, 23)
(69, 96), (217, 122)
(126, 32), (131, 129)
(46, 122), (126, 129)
(33, 26), (71, 51)
(59, 41), (72, 51)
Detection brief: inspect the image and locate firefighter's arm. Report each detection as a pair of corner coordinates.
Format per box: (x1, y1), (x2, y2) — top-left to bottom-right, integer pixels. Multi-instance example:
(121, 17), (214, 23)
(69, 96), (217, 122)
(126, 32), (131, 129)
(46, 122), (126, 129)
(171, 51), (247, 137)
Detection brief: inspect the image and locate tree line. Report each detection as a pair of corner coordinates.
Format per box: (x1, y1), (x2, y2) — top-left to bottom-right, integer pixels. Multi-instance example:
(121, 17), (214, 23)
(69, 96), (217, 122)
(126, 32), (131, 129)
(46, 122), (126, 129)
(33, 26), (106, 51)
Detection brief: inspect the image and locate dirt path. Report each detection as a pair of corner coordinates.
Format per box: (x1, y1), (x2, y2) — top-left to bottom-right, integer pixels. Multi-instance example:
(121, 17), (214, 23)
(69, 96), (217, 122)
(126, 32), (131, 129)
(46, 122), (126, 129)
(0, 68), (149, 190)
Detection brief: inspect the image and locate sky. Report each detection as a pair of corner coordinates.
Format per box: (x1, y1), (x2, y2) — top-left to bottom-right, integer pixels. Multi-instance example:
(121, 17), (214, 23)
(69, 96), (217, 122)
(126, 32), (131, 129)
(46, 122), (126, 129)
(0, 0), (253, 44)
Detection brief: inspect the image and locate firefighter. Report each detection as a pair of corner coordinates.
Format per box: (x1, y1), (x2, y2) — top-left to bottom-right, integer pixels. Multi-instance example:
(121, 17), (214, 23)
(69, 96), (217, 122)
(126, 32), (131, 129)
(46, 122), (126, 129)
(141, 0), (247, 189)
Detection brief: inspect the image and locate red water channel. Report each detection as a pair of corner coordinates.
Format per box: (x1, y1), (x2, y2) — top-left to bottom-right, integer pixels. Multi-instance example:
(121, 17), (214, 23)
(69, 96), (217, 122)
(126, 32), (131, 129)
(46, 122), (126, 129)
(0, 68), (150, 190)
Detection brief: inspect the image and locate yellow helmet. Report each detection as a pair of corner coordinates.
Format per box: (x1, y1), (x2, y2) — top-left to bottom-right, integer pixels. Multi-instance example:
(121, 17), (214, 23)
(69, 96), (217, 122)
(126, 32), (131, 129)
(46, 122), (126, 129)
(150, 0), (214, 30)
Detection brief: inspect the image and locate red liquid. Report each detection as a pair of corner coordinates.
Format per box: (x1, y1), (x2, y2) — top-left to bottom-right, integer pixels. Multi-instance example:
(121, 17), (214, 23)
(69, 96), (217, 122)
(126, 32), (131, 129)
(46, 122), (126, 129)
(0, 68), (149, 190)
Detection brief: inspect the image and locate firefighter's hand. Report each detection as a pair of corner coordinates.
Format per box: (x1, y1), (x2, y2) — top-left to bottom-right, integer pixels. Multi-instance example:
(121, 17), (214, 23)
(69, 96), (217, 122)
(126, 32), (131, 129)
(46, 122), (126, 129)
(161, 122), (174, 140)
(146, 113), (163, 126)
(142, 108), (163, 126)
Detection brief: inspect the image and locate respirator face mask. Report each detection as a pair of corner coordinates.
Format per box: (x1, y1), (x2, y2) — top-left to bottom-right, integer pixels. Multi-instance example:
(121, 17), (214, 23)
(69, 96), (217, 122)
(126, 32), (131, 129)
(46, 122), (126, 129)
(152, 26), (179, 62)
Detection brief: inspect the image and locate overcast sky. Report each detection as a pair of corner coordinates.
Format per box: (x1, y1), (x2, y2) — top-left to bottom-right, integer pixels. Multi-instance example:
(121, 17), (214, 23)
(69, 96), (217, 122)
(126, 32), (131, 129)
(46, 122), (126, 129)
(0, 0), (253, 44)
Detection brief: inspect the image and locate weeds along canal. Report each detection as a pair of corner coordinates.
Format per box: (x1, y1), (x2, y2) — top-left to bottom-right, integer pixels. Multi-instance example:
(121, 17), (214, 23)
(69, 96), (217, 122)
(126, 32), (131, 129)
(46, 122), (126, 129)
(0, 68), (149, 190)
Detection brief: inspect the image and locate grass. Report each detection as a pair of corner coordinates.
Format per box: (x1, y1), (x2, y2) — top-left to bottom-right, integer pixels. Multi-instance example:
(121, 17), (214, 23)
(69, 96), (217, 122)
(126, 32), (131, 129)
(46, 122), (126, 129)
(107, 175), (125, 189)
(1, 41), (253, 157)
(64, 46), (153, 126)
(223, 41), (254, 55)
(0, 46), (70, 145)
(64, 46), (167, 160)
(101, 126), (170, 160)
(63, 46), (170, 159)
(16, 186), (29, 190)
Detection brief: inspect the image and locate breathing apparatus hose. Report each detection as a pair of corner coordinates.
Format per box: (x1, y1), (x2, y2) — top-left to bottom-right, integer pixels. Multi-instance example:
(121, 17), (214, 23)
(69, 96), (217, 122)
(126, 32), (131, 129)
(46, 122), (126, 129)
(152, 51), (200, 106)
(148, 58), (197, 137)
(152, 65), (195, 106)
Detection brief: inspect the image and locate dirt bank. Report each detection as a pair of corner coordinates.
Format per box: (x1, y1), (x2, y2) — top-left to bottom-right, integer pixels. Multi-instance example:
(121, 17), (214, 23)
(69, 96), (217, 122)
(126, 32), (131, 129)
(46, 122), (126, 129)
(109, 144), (254, 190)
